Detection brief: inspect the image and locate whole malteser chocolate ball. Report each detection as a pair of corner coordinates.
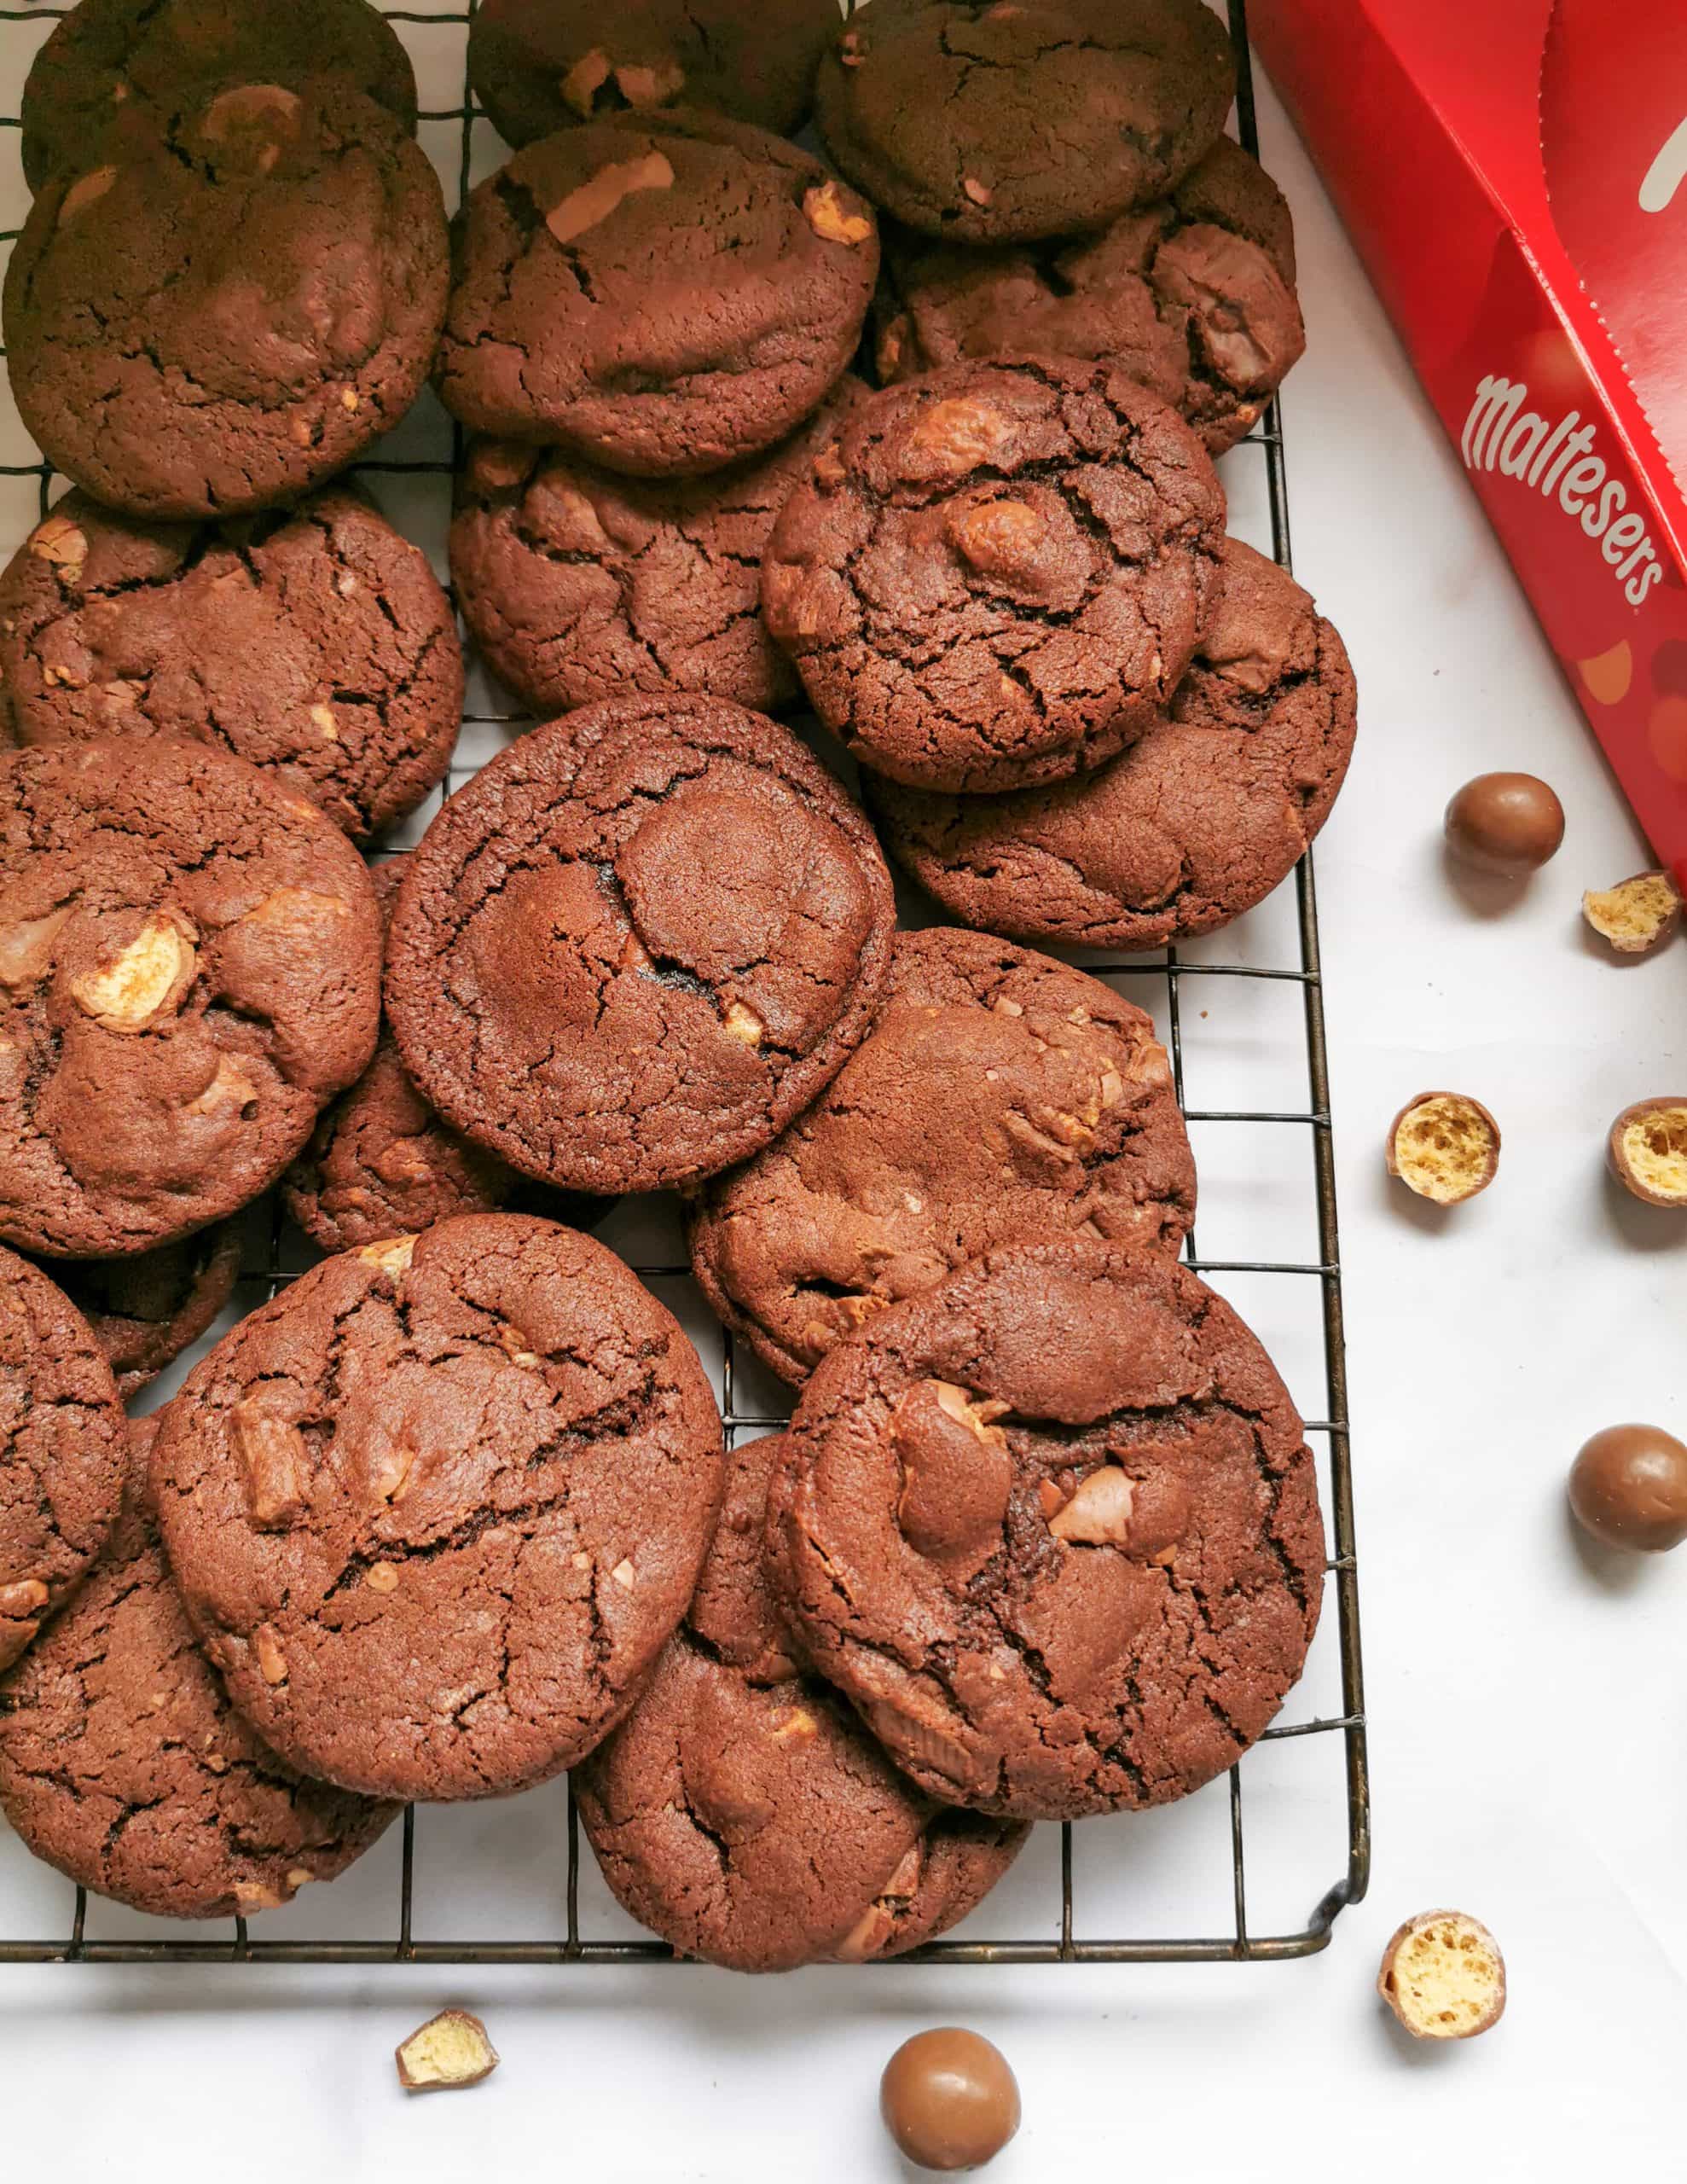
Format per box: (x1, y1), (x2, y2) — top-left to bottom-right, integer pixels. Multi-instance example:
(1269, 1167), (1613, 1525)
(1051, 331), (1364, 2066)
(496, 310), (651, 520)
(1568, 1424), (1687, 1551)
(1444, 772), (1565, 875)
(880, 2028), (1021, 2173)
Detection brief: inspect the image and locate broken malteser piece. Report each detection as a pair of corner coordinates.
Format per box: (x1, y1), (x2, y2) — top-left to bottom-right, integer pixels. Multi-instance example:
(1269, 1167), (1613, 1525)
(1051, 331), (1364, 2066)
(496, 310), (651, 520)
(395, 2009), (500, 2093)
(892, 1380), (1012, 1578)
(1607, 1096), (1687, 1207)
(1377, 1911), (1506, 2041)
(1582, 869), (1682, 955)
(1385, 1092), (1500, 1205)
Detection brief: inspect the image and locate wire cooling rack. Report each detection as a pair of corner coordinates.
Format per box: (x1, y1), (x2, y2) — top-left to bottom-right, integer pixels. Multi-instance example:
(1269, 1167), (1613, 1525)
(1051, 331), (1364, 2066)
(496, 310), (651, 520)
(0, 0), (1368, 1968)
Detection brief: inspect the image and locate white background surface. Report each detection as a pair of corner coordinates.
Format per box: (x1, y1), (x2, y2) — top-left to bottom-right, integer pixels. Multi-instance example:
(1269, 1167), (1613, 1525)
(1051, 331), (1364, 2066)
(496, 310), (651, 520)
(1, 7), (1684, 2177)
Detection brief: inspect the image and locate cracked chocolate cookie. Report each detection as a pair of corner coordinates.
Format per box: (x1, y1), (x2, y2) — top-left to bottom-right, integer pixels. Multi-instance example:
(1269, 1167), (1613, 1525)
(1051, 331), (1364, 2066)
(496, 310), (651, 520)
(761, 357), (1227, 793)
(385, 694), (897, 1196)
(4, 81), (449, 521)
(0, 490), (463, 842)
(577, 1432), (1026, 1972)
(468, 0), (838, 148)
(0, 1243), (128, 1672)
(770, 1238), (1324, 1821)
(450, 381), (867, 718)
(19, 0), (419, 194)
(44, 1221), (243, 1400)
(0, 736), (382, 1259)
(0, 1412), (398, 1920)
(868, 541), (1358, 949)
(435, 112), (878, 476)
(815, 0), (1235, 244)
(873, 139), (1304, 456)
(151, 1215), (723, 1801)
(689, 926), (1195, 1386)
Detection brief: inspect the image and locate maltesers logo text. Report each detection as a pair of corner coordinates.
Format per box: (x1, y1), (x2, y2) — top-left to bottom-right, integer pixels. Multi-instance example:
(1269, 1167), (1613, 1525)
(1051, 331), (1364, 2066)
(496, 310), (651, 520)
(1461, 375), (1665, 608)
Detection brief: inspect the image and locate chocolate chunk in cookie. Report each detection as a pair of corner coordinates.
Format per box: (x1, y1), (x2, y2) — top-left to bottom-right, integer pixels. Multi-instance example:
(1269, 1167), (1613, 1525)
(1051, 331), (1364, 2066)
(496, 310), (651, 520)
(451, 382), (866, 719)
(5, 82), (449, 520)
(436, 113), (877, 476)
(43, 1222), (243, 1400)
(874, 140), (1304, 455)
(816, 0), (1235, 244)
(469, 0), (838, 148)
(0, 1244), (128, 1672)
(689, 926), (1194, 1385)
(577, 1434), (1025, 1970)
(762, 357), (1227, 793)
(385, 695), (896, 1196)
(869, 542), (1358, 949)
(0, 490), (462, 841)
(0, 1412), (398, 1920)
(0, 737), (382, 1258)
(771, 1239), (1325, 1821)
(152, 1215), (723, 1802)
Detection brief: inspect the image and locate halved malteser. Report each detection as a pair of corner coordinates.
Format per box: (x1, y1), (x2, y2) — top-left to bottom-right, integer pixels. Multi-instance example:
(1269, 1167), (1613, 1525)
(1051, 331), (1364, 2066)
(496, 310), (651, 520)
(1378, 1910), (1506, 2041)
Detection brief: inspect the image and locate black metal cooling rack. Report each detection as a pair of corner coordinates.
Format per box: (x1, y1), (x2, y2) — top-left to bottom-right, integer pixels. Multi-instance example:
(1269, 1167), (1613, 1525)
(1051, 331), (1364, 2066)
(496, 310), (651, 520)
(0, 0), (1368, 1969)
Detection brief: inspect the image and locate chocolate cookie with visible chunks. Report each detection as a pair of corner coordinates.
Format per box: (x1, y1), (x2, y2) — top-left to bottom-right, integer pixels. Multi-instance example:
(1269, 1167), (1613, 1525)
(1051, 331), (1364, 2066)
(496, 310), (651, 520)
(0, 736), (382, 1259)
(868, 540), (1358, 948)
(576, 1432), (1025, 1971)
(0, 1243), (128, 1671)
(0, 1413), (399, 1920)
(150, 1217), (724, 1802)
(435, 112), (878, 476)
(761, 357), (1227, 793)
(770, 1238), (1325, 1821)
(0, 490), (462, 841)
(384, 695), (896, 1196)
(44, 1221), (244, 1399)
(688, 926), (1195, 1386)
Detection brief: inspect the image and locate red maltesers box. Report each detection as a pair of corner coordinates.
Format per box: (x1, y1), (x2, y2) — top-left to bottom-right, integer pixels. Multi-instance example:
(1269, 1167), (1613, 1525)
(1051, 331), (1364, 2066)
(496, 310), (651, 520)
(1251, 0), (1687, 887)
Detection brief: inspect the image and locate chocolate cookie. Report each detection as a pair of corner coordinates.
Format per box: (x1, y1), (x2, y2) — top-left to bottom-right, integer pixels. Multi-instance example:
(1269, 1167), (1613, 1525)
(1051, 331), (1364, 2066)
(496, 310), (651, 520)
(435, 112), (878, 476)
(868, 541), (1358, 949)
(762, 357), (1227, 793)
(0, 1244), (128, 1672)
(873, 139), (1304, 456)
(19, 0), (419, 193)
(0, 736), (381, 1259)
(451, 382), (866, 718)
(576, 1433), (1025, 1971)
(770, 1239), (1324, 1821)
(689, 927), (1195, 1386)
(385, 696), (896, 1196)
(0, 1413), (398, 1920)
(4, 82), (449, 520)
(45, 1222), (244, 1399)
(815, 0), (1235, 244)
(151, 1216), (723, 1801)
(468, 0), (838, 148)
(0, 490), (463, 841)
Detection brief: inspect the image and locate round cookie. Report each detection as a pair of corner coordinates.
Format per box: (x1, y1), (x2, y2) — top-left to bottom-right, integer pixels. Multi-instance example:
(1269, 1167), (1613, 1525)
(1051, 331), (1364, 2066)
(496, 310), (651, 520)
(762, 357), (1227, 793)
(0, 1244), (129, 1672)
(0, 1414), (398, 1920)
(689, 926), (1195, 1386)
(868, 541), (1358, 949)
(576, 1433), (1025, 1972)
(815, 0), (1235, 245)
(0, 490), (463, 841)
(385, 695), (897, 1196)
(5, 82), (449, 520)
(19, 0), (419, 193)
(450, 381), (866, 718)
(874, 138), (1305, 456)
(435, 112), (878, 476)
(151, 1216), (724, 1802)
(468, 0), (838, 148)
(0, 736), (382, 1259)
(46, 1221), (244, 1400)
(770, 1239), (1325, 1821)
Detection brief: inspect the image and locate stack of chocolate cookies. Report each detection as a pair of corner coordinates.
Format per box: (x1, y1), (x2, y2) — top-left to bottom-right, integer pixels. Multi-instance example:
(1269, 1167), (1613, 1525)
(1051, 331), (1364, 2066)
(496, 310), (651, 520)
(0, 0), (1351, 1968)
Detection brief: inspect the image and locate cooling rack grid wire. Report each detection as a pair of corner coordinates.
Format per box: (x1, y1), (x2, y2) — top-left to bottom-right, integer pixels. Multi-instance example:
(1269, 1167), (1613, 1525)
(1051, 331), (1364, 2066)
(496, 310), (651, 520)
(0, 0), (1368, 1969)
